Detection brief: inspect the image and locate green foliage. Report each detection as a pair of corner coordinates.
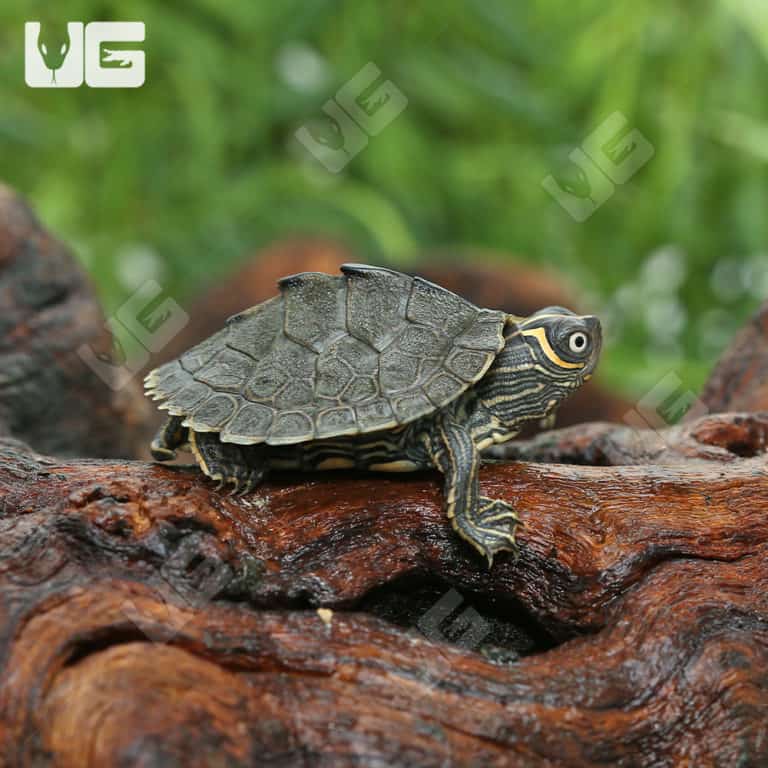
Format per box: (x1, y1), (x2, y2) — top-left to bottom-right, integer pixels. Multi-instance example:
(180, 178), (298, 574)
(1, 0), (767, 400)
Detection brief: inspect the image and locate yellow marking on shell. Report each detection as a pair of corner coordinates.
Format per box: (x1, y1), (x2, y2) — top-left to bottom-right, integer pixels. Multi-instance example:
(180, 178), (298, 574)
(520, 327), (584, 370)
(315, 457), (355, 470)
(368, 460), (420, 472)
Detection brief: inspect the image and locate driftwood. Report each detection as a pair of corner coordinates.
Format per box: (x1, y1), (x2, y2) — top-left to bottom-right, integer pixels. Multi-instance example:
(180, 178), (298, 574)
(693, 298), (768, 415)
(0, 407), (767, 767)
(1, 189), (768, 765)
(0, 184), (150, 458)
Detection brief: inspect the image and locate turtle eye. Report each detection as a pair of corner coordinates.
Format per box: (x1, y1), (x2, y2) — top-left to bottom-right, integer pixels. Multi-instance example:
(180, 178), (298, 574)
(568, 331), (589, 354)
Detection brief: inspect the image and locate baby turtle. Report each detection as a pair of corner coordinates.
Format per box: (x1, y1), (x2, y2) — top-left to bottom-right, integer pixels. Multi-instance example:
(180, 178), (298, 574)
(145, 264), (601, 565)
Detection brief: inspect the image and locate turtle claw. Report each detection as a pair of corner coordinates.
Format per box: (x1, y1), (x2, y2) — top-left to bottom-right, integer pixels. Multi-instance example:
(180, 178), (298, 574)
(193, 433), (267, 496)
(473, 497), (521, 567)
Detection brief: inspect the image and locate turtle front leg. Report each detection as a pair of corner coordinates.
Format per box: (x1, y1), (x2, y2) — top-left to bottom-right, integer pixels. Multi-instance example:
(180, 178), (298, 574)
(151, 416), (188, 461)
(428, 417), (519, 567)
(190, 431), (268, 495)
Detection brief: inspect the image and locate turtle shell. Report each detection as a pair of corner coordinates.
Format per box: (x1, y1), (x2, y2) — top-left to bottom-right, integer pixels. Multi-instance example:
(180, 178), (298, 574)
(144, 264), (506, 446)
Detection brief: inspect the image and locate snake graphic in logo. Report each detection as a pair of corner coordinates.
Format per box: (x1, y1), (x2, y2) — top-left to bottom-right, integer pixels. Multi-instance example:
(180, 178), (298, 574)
(35, 24), (72, 84)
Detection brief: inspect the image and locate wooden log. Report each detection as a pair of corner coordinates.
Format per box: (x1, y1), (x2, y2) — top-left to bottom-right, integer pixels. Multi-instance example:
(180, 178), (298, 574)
(0, 184), (150, 458)
(3, 189), (768, 765)
(692, 299), (768, 415)
(0, 407), (767, 766)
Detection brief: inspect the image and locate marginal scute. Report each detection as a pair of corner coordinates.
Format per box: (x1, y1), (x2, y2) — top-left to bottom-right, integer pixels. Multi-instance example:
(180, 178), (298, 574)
(445, 349), (494, 382)
(392, 392), (432, 422)
(179, 330), (226, 373)
(316, 407), (357, 438)
(187, 394), (238, 431)
(221, 403), (274, 443)
(425, 373), (466, 407)
(454, 311), (507, 352)
(268, 411), (314, 444)
(166, 382), (210, 414)
(344, 264), (410, 351)
(145, 362), (191, 400)
(282, 272), (346, 351)
(356, 400), (396, 431)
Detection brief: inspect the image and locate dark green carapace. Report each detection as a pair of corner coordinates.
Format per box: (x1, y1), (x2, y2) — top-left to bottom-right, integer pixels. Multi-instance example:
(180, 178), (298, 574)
(146, 265), (602, 565)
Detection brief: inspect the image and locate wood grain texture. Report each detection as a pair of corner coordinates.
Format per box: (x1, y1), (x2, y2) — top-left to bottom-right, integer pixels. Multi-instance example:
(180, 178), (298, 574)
(2, 185), (768, 766)
(0, 408), (767, 767)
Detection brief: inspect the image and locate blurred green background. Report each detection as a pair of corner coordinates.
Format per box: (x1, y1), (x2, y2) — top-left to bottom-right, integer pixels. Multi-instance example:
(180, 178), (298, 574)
(1, 0), (767, 400)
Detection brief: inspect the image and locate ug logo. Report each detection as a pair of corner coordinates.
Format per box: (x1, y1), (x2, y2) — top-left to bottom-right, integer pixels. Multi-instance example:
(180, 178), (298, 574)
(25, 22), (145, 88)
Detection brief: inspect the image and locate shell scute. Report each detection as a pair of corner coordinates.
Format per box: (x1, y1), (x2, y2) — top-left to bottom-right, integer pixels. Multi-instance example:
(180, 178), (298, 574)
(194, 348), (253, 393)
(145, 265), (506, 445)
(282, 272), (346, 352)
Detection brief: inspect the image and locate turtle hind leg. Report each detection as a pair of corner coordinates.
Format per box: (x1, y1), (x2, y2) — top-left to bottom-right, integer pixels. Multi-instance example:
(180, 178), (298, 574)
(151, 416), (188, 461)
(190, 431), (268, 495)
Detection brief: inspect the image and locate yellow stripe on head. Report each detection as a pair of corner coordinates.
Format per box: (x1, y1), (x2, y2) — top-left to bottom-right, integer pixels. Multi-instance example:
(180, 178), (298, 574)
(520, 327), (584, 370)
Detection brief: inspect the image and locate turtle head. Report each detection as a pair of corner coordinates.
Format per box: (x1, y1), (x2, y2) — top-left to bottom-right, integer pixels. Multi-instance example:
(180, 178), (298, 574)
(517, 306), (602, 380)
(480, 307), (602, 428)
